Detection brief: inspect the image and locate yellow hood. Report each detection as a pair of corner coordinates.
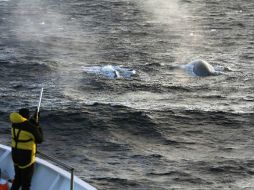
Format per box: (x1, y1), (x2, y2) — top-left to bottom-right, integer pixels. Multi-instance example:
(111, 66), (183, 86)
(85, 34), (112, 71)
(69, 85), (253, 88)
(10, 112), (27, 123)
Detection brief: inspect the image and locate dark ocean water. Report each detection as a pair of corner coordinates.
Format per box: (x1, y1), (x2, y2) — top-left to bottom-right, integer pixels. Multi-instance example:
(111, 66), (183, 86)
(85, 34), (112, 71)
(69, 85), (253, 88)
(0, 0), (254, 189)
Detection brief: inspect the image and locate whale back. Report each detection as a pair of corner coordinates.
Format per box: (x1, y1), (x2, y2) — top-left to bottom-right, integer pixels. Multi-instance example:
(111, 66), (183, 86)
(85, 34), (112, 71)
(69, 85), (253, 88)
(192, 60), (215, 76)
(82, 65), (136, 79)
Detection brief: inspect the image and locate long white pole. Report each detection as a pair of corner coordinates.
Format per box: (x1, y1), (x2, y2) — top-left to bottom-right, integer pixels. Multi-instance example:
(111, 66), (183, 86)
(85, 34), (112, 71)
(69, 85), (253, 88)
(36, 88), (43, 123)
(37, 87), (44, 113)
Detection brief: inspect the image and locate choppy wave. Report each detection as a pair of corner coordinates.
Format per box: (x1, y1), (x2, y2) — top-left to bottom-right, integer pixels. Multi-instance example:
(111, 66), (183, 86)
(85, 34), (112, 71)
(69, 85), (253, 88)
(1, 0), (254, 189)
(1, 102), (254, 189)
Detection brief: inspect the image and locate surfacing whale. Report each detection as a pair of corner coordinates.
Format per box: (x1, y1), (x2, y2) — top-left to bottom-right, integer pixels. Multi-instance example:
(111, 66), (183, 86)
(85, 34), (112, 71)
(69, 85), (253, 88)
(184, 60), (224, 77)
(81, 65), (136, 79)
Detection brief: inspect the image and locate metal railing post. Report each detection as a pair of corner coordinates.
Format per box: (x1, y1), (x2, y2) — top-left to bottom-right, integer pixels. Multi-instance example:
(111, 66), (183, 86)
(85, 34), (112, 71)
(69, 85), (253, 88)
(70, 168), (74, 190)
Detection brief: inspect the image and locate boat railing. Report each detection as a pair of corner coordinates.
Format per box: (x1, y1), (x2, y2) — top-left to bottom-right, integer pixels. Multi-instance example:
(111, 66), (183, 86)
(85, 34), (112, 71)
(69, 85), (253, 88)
(37, 151), (74, 190)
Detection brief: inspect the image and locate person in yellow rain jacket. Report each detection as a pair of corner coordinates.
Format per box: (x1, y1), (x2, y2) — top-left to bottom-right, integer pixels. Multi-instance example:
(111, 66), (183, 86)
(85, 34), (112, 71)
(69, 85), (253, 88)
(10, 108), (43, 190)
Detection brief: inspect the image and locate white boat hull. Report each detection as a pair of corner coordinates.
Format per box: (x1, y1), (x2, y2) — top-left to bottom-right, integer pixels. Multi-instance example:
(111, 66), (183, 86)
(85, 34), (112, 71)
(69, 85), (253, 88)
(0, 144), (97, 190)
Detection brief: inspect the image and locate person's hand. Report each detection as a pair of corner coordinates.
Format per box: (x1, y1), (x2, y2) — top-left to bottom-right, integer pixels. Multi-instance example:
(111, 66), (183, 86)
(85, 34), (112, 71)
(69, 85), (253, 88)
(30, 108), (40, 126)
